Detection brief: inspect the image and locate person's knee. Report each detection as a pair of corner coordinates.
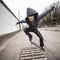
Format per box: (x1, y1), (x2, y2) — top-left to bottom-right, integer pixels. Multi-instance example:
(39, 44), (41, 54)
(24, 28), (29, 35)
(24, 28), (27, 33)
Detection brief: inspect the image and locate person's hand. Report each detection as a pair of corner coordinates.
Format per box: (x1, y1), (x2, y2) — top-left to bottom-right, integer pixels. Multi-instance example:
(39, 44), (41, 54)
(16, 22), (19, 25)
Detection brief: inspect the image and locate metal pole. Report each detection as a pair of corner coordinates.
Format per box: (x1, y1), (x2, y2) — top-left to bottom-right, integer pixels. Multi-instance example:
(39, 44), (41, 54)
(18, 10), (21, 31)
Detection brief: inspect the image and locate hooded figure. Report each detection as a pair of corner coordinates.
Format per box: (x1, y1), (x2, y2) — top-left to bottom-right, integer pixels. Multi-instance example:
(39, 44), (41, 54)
(16, 7), (54, 51)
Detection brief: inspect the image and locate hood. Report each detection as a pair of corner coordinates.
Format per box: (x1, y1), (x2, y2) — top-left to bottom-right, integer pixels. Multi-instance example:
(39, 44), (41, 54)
(26, 7), (38, 17)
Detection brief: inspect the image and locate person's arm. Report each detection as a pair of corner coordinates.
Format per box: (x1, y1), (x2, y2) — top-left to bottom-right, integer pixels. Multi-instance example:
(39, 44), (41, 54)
(16, 20), (26, 25)
(38, 6), (54, 21)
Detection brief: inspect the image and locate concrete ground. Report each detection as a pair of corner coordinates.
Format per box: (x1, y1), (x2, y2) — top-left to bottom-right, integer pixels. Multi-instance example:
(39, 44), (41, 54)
(0, 28), (60, 60)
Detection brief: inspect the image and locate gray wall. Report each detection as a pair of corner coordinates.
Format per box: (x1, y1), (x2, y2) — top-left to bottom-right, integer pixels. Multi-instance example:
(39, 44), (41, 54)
(0, 1), (19, 35)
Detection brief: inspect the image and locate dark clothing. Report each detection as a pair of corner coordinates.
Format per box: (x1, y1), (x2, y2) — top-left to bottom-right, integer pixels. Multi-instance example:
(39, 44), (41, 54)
(24, 28), (44, 47)
(17, 7), (54, 29)
(17, 7), (54, 47)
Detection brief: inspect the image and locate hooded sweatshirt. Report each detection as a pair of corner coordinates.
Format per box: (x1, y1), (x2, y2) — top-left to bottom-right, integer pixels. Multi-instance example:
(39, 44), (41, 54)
(17, 7), (54, 29)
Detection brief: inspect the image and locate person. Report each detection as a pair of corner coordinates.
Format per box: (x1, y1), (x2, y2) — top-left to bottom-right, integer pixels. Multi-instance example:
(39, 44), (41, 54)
(16, 7), (54, 51)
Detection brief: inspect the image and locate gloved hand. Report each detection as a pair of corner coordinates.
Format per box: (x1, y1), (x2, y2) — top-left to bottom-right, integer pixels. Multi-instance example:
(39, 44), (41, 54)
(16, 22), (19, 25)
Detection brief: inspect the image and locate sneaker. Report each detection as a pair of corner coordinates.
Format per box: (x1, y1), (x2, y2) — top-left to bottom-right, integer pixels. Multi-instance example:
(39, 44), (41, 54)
(40, 46), (45, 51)
(29, 36), (32, 42)
(29, 37), (32, 42)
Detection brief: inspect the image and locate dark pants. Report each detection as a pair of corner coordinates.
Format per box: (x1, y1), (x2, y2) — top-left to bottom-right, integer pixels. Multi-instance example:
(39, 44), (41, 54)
(24, 28), (44, 47)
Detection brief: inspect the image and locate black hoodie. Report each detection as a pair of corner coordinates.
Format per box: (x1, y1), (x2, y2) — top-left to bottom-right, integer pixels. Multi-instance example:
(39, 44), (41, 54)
(17, 7), (54, 29)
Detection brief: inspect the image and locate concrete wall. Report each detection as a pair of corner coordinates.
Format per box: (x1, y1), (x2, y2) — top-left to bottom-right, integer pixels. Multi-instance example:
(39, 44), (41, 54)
(0, 1), (19, 35)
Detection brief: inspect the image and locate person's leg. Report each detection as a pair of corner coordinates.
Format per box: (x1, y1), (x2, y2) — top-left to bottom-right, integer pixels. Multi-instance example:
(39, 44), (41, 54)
(24, 28), (32, 41)
(33, 29), (44, 47)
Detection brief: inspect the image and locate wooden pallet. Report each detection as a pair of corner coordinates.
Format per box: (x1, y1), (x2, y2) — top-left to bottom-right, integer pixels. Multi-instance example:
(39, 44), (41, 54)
(20, 42), (47, 60)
